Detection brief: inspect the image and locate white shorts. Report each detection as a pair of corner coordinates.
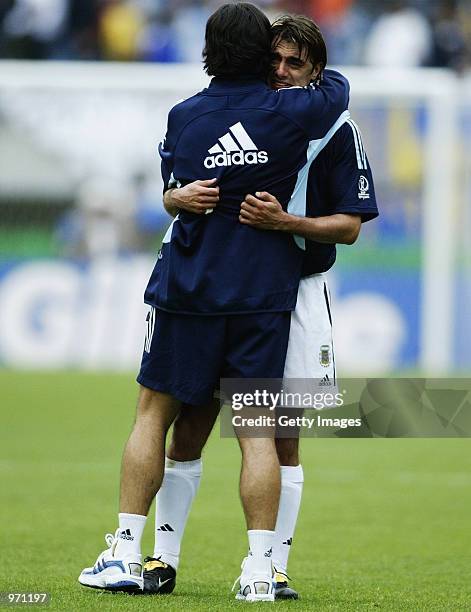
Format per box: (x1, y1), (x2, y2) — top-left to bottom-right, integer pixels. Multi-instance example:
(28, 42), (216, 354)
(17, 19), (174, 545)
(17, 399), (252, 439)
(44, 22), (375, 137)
(283, 273), (336, 385)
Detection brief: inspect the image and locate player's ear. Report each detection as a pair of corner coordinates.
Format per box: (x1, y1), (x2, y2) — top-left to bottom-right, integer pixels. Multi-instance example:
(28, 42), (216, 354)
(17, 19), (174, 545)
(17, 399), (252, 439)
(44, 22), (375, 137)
(311, 63), (323, 85)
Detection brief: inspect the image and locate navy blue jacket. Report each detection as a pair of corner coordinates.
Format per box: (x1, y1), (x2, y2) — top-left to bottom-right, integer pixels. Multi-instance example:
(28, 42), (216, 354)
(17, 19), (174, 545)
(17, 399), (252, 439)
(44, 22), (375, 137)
(145, 69), (349, 314)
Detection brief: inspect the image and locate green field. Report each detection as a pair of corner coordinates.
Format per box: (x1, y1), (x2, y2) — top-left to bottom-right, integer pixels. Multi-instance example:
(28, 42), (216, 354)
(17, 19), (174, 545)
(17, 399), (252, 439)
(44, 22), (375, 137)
(1, 372), (470, 611)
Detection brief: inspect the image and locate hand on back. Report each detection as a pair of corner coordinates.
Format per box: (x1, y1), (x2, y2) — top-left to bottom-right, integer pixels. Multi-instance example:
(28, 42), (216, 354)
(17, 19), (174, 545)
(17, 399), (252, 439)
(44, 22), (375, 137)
(171, 179), (219, 214)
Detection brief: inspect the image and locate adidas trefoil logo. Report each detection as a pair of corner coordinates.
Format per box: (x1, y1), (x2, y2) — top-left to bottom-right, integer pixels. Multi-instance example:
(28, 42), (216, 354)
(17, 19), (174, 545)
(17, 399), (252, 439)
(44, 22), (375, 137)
(119, 528), (134, 541)
(157, 523), (174, 532)
(204, 122), (268, 169)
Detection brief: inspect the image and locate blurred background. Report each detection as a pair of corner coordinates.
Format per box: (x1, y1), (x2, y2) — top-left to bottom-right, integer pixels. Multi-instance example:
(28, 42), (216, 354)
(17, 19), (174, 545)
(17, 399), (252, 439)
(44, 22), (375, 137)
(0, 0), (470, 68)
(0, 0), (470, 375)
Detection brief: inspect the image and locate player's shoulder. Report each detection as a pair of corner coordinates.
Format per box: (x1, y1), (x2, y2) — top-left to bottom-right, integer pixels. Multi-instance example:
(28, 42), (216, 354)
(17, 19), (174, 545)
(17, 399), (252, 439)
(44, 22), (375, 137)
(317, 121), (350, 158)
(324, 117), (366, 158)
(274, 71), (349, 135)
(272, 83), (325, 131)
(166, 91), (209, 135)
(275, 69), (347, 98)
(168, 91), (203, 118)
(274, 82), (317, 107)
(333, 119), (362, 143)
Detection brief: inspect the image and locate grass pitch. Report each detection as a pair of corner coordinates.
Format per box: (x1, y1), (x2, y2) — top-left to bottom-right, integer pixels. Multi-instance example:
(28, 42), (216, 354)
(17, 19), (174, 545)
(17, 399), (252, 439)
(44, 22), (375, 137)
(1, 372), (470, 611)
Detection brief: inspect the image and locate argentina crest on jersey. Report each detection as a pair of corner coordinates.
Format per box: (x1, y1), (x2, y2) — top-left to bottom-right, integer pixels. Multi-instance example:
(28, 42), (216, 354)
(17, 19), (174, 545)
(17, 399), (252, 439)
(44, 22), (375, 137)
(204, 121), (269, 168)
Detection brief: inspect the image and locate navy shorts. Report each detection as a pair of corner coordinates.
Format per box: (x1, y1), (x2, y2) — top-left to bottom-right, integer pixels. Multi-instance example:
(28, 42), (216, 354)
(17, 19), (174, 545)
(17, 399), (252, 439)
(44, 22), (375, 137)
(137, 307), (291, 405)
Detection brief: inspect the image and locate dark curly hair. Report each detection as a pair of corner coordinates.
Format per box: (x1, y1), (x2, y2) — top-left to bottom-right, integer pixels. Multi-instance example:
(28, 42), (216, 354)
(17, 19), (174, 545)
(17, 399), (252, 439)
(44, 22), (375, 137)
(271, 15), (327, 73)
(203, 3), (272, 79)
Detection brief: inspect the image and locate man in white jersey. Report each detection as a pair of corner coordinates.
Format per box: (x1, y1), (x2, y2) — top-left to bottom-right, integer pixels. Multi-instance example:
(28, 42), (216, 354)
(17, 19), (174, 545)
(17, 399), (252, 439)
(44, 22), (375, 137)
(142, 14), (378, 600)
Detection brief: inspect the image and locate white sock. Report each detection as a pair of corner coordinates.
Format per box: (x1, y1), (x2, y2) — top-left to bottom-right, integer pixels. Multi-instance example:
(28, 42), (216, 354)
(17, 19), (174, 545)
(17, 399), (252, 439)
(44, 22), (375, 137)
(245, 530), (275, 576)
(115, 513), (146, 557)
(272, 464), (304, 575)
(153, 457), (202, 569)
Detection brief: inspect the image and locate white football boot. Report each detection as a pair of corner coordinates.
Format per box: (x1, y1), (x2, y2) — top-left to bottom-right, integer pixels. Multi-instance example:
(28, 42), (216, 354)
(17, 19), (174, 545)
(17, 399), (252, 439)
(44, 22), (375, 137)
(78, 530), (143, 592)
(233, 556), (275, 602)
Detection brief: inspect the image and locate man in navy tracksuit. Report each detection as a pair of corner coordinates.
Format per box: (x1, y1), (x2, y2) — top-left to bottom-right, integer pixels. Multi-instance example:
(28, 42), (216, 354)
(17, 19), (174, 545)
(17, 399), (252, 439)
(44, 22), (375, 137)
(79, 4), (349, 600)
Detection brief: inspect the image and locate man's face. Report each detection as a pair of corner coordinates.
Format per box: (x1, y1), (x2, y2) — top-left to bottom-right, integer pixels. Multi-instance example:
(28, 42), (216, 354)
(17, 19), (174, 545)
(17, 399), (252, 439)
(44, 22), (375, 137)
(270, 39), (321, 89)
